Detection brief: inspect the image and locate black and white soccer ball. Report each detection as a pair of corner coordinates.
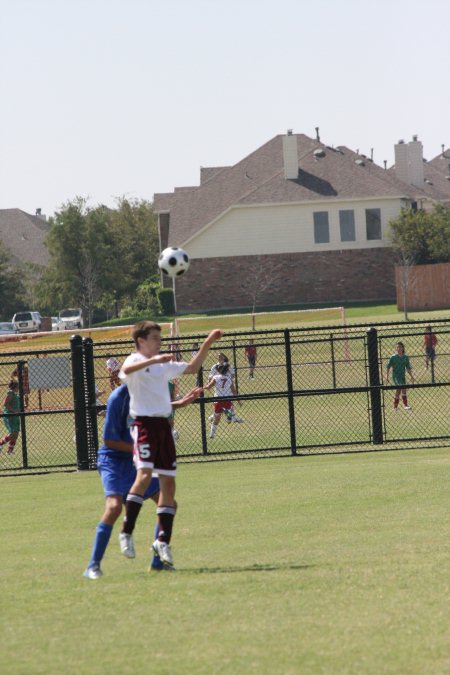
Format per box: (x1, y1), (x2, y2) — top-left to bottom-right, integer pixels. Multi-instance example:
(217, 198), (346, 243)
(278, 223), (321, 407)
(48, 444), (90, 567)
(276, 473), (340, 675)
(158, 246), (190, 278)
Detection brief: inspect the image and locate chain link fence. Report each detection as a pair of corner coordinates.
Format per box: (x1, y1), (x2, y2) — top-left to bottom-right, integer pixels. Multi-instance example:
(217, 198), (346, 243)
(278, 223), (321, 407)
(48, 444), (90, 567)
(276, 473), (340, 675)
(1, 318), (450, 475)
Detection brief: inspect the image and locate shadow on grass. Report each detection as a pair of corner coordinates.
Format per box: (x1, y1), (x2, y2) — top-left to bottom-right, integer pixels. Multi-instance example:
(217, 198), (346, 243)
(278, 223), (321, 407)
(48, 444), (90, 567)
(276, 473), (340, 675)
(179, 563), (313, 574)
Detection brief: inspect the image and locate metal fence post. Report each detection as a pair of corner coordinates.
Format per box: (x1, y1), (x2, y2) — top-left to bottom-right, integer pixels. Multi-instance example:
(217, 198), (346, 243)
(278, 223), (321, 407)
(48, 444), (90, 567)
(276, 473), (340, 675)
(366, 327), (383, 445)
(17, 361), (28, 468)
(82, 337), (99, 469)
(284, 329), (297, 455)
(70, 335), (90, 470)
(330, 333), (337, 389)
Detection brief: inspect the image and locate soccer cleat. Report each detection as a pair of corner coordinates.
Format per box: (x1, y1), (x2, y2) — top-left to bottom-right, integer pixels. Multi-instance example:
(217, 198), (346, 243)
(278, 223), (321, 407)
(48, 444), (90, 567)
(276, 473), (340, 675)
(148, 558), (164, 572)
(119, 532), (136, 558)
(404, 405), (411, 410)
(152, 539), (174, 569)
(83, 565), (103, 580)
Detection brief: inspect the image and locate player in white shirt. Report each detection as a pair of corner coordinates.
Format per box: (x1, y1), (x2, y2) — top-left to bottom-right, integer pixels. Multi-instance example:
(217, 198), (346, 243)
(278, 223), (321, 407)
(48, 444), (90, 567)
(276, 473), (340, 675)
(208, 352), (235, 379)
(204, 357), (243, 439)
(118, 320), (222, 569)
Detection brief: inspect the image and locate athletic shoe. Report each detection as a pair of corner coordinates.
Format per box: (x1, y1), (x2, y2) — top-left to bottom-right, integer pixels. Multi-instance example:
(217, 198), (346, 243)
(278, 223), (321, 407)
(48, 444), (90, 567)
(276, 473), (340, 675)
(83, 565), (103, 580)
(152, 539), (174, 570)
(149, 558), (164, 572)
(119, 532), (135, 558)
(404, 406), (411, 410)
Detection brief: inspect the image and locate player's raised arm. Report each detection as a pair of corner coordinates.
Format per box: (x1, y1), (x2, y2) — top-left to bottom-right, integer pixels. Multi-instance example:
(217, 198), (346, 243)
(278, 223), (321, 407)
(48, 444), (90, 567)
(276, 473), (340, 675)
(184, 330), (223, 374)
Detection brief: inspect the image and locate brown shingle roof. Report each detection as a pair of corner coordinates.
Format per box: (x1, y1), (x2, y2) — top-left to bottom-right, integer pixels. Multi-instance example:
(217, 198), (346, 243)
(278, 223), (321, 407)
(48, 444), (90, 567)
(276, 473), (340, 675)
(0, 208), (49, 266)
(153, 133), (432, 246)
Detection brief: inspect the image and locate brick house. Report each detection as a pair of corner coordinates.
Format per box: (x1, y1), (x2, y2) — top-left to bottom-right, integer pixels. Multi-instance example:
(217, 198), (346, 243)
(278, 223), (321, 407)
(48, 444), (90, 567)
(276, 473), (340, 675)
(153, 131), (450, 313)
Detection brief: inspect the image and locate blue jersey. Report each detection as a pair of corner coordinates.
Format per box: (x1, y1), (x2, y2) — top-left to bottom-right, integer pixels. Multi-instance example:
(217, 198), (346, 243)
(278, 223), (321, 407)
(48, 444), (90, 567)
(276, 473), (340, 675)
(97, 384), (133, 462)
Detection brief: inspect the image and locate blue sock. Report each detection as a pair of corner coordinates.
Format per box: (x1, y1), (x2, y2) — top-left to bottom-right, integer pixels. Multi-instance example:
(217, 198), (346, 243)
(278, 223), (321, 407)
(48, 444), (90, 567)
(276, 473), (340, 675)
(151, 522), (163, 569)
(88, 522), (113, 568)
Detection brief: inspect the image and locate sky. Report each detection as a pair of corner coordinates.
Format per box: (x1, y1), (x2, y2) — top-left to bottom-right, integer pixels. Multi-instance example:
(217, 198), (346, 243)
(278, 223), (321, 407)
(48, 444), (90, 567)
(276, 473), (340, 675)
(1, 0), (449, 218)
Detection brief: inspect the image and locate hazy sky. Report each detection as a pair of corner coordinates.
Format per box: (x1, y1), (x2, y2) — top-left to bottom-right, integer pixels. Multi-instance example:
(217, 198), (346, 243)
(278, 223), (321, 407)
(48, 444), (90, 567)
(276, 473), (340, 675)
(1, 0), (449, 218)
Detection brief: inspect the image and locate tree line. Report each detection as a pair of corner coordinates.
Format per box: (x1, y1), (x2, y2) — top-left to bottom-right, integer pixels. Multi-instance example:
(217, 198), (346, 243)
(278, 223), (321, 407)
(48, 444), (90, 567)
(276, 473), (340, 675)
(0, 198), (171, 324)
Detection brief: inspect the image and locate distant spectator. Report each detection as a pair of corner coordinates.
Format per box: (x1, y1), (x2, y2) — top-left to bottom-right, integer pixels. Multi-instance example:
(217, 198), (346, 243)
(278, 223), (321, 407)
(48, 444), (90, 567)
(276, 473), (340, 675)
(0, 380), (21, 454)
(106, 356), (121, 390)
(424, 325), (437, 370)
(244, 338), (257, 379)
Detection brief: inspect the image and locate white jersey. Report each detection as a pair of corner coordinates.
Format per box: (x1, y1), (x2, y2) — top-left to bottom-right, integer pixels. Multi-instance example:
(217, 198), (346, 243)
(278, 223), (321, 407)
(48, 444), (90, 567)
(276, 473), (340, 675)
(119, 352), (187, 418)
(211, 371), (234, 399)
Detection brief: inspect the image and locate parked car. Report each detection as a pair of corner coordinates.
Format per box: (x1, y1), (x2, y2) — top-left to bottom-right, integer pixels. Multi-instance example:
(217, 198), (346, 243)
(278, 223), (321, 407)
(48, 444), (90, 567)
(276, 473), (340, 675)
(0, 322), (19, 336)
(11, 311), (42, 333)
(51, 316), (64, 331)
(58, 308), (84, 329)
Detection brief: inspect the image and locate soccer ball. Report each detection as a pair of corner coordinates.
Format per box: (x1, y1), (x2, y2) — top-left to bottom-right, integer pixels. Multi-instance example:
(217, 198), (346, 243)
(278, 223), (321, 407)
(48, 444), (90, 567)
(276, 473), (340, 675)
(158, 247), (190, 278)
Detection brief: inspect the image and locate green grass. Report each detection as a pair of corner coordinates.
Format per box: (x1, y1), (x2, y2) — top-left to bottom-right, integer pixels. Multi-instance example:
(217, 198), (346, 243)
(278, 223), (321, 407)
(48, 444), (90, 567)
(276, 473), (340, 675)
(1, 450), (449, 674)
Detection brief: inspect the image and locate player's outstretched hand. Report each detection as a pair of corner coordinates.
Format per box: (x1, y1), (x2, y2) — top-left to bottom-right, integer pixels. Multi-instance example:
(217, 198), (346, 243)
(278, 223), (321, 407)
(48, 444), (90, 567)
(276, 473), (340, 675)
(176, 386), (203, 408)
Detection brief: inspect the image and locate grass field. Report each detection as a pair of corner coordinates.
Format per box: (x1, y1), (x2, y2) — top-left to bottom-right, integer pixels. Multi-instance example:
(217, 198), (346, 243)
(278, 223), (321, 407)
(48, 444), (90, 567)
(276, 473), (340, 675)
(1, 450), (449, 674)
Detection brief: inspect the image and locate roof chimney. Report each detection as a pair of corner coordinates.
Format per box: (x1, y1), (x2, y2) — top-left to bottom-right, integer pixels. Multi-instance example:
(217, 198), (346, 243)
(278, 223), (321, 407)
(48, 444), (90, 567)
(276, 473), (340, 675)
(315, 127), (320, 142)
(282, 131), (298, 180)
(36, 208), (41, 216)
(394, 136), (424, 188)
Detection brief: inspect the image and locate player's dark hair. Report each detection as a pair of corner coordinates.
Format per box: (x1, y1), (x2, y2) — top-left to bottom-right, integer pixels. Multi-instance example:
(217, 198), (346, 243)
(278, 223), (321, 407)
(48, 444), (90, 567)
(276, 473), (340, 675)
(9, 379), (18, 389)
(217, 362), (230, 375)
(397, 341), (405, 354)
(132, 320), (161, 347)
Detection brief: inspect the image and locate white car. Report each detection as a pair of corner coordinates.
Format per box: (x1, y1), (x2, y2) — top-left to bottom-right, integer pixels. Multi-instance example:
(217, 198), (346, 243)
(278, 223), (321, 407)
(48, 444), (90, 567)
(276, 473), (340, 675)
(51, 316), (64, 331)
(0, 322), (18, 336)
(11, 311), (42, 333)
(58, 308), (84, 329)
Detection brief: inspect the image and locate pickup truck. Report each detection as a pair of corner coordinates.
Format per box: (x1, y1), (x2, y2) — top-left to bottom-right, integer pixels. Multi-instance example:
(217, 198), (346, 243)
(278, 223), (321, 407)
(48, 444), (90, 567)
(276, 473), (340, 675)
(58, 308), (84, 329)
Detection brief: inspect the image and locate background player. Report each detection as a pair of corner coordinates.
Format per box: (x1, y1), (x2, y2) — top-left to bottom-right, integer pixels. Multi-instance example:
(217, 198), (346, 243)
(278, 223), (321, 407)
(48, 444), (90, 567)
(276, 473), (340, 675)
(204, 356), (243, 438)
(385, 341), (414, 411)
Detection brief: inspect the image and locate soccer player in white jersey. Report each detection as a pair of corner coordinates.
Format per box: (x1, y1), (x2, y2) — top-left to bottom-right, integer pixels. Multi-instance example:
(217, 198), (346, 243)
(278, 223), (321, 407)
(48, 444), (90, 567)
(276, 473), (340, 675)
(204, 356), (243, 438)
(118, 320), (222, 569)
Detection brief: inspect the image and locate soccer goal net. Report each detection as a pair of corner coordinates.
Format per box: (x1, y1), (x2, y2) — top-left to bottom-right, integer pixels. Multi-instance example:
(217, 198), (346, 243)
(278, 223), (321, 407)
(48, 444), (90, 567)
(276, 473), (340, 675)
(173, 307), (346, 334)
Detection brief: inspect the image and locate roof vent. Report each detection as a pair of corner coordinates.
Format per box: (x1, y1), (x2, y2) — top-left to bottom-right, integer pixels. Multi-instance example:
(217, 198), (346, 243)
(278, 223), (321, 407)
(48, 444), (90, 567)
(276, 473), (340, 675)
(412, 134), (418, 142)
(398, 139), (405, 144)
(446, 175), (450, 181)
(287, 129), (293, 136)
(355, 158), (365, 166)
(425, 178), (433, 185)
(313, 148), (325, 158)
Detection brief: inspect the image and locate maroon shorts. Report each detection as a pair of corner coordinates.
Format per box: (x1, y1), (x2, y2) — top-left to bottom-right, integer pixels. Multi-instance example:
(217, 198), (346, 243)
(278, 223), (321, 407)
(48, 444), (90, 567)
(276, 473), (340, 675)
(130, 416), (176, 476)
(214, 400), (233, 414)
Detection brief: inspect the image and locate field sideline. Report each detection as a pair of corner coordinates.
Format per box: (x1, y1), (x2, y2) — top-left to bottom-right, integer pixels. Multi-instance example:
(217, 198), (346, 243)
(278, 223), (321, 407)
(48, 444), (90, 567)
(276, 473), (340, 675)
(1, 449), (449, 674)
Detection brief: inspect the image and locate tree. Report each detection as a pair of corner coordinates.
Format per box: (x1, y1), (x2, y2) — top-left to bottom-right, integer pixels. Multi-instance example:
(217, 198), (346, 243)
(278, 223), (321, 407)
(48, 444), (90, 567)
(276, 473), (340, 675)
(36, 197), (160, 324)
(0, 241), (27, 320)
(239, 259), (284, 328)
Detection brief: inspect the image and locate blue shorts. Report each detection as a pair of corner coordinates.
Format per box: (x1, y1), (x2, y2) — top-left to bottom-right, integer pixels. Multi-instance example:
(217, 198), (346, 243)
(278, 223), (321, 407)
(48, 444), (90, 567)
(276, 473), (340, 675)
(97, 454), (160, 500)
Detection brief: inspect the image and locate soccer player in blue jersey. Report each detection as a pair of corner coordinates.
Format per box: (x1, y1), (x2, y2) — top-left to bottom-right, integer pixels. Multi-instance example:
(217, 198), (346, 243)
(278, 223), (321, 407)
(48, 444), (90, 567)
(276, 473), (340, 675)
(83, 382), (202, 579)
